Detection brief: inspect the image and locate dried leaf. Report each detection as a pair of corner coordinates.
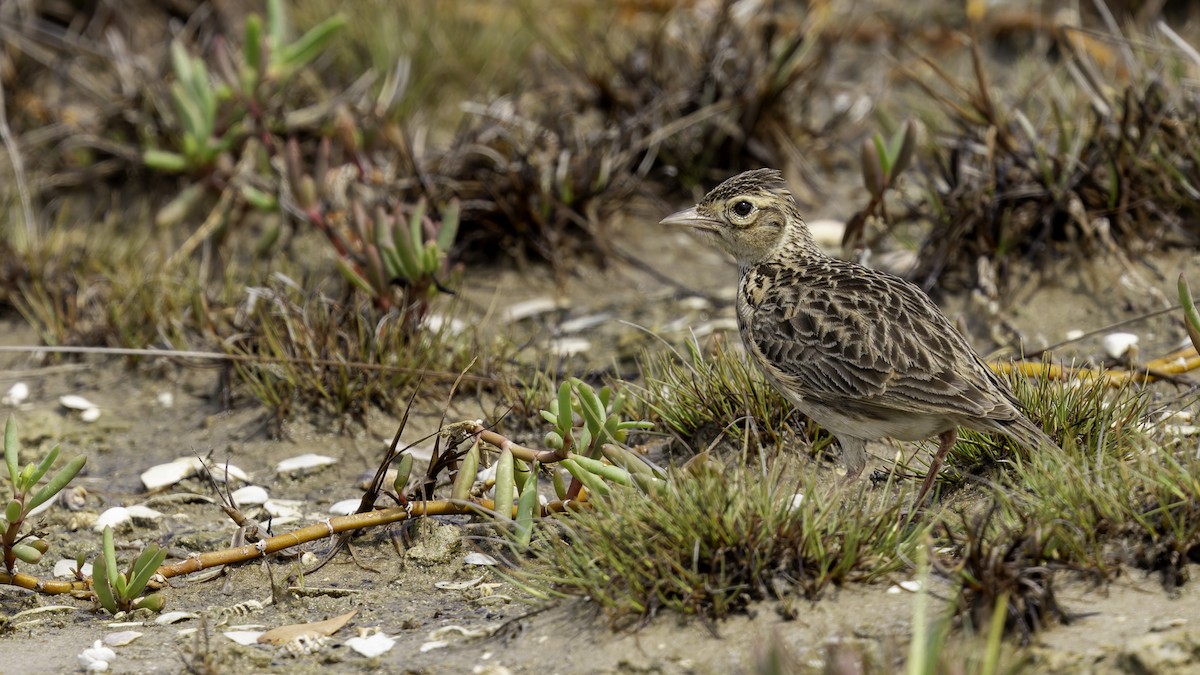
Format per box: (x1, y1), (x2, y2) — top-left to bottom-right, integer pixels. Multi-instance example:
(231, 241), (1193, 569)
(257, 610), (357, 644)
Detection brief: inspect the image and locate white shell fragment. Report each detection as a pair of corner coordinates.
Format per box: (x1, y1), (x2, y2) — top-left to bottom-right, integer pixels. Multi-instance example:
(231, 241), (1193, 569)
(329, 499), (361, 516)
(276, 454), (337, 474)
(435, 575), (485, 591)
(423, 314), (466, 335)
(223, 631), (265, 645)
(60, 394), (101, 422)
(419, 640), (448, 653)
(1064, 329), (1085, 341)
(156, 392), (174, 408)
(2, 382), (29, 406)
(78, 640), (116, 672)
(59, 394), (97, 410)
(141, 457), (250, 490)
(103, 631), (142, 647)
(53, 558), (91, 578)
(500, 297), (559, 323)
(126, 504), (165, 523)
(231, 485), (270, 506)
(559, 312), (612, 333)
(429, 624), (495, 640)
(155, 611), (199, 625)
(263, 499), (304, 520)
(464, 552), (498, 566)
(140, 457), (203, 490)
(345, 632), (396, 658)
(546, 337), (591, 358)
(93, 507), (132, 532)
(900, 580), (922, 592)
(1102, 332), (1140, 359)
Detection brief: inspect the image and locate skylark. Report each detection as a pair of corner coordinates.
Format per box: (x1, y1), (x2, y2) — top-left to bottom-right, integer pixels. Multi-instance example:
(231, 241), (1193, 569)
(662, 168), (1060, 507)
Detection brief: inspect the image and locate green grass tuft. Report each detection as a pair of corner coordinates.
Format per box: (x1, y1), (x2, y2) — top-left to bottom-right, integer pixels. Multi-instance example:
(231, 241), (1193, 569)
(522, 455), (920, 624)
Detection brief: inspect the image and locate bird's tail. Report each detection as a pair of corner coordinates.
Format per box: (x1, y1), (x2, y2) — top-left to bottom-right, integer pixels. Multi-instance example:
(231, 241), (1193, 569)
(996, 415), (1063, 453)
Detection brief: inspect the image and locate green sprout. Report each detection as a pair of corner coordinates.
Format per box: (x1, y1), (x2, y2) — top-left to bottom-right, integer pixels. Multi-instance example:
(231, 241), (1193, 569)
(1179, 273), (1200, 354)
(2, 416), (87, 573)
(91, 525), (168, 615)
(345, 197), (460, 307)
(142, 0), (346, 175)
(845, 118), (918, 250)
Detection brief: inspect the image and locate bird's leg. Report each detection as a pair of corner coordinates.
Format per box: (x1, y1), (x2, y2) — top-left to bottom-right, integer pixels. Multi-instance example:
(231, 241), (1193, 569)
(839, 437), (866, 481)
(912, 429), (957, 509)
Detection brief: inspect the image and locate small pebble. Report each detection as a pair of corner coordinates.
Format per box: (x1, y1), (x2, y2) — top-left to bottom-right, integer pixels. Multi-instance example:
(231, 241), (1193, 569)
(93, 507), (132, 532)
(2, 382), (29, 406)
(231, 485), (270, 506)
(1102, 332), (1139, 359)
(328, 499), (361, 516)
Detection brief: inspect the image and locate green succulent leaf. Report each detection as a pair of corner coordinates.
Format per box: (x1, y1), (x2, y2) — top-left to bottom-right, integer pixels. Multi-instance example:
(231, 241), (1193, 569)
(436, 199), (460, 254)
(4, 417), (18, 488)
(513, 463), (539, 548)
(551, 467), (568, 501)
(11, 543), (42, 565)
(6, 499), (23, 526)
(127, 544), (168, 599)
(142, 149), (189, 173)
(493, 448), (515, 521)
(242, 13), (263, 95)
(862, 137), (885, 196)
(29, 444), (60, 487)
(275, 15), (347, 75)
(560, 458), (611, 497)
(134, 593), (167, 612)
(1180, 273), (1200, 354)
(335, 258), (375, 296)
(239, 184), (278, 212)
(266, 0), (287, 49)
(407, 199), (428, 263)
(568, 454), (634, 488)
(91, 554), (118, 614)
(28, 454), (87, 514)
(451, 441), (480, 502)
(556, 382), (574, 436)
(392, 453), (414, 496)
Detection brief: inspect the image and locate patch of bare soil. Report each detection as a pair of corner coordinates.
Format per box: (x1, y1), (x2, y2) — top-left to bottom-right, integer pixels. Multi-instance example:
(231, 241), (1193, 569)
(2, 219), (1199, 673)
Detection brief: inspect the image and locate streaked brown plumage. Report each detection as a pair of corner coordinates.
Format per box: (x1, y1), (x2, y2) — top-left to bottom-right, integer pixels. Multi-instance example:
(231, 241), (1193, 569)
(662, 168), (1059, 507)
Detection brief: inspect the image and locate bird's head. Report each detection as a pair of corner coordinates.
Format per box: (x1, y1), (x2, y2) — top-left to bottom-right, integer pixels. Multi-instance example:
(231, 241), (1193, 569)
(659, 168), (816, 267)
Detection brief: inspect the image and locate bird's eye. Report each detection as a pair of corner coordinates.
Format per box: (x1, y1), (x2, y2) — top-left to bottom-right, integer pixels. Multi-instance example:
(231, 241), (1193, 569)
(732, 200), (754, 217)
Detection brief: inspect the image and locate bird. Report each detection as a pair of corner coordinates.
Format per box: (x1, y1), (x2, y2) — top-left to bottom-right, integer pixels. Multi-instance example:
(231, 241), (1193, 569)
(660, 168), (1060, 508)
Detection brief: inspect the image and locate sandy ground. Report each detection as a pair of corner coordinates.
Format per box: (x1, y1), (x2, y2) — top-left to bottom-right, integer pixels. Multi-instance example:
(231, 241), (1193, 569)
(1, 216), (1199, 673)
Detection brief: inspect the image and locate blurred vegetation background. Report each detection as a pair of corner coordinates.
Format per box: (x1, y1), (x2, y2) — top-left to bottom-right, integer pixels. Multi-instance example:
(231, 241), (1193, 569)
(1, 0), (1198, 419)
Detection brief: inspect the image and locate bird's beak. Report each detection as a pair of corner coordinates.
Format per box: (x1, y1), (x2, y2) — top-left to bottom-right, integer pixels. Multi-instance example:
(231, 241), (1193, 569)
(659, 207), (721, 233)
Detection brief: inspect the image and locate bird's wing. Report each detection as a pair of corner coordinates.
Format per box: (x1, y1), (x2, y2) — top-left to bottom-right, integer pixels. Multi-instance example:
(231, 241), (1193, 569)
(741, 261), (1018, 420)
